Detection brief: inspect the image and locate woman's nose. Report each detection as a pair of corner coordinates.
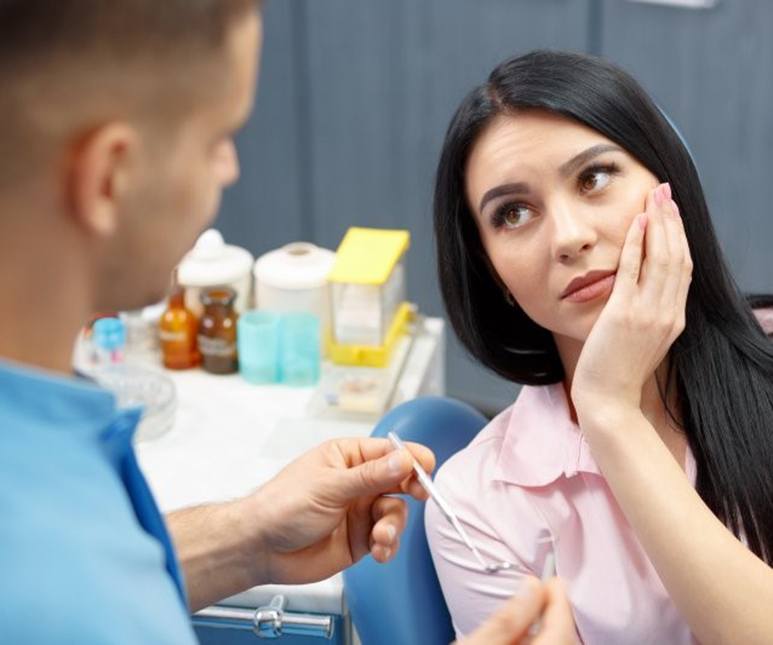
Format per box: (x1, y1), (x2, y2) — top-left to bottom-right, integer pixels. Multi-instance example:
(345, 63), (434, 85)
(549, 201), (598, 262)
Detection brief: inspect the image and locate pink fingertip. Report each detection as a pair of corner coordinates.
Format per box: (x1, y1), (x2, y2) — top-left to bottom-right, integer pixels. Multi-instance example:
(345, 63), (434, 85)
(639, 213), (648, 231)
(662, 182), (672, 201)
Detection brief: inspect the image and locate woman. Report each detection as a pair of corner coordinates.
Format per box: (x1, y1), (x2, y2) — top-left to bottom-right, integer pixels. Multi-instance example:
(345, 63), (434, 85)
(426, 50), (773, 644)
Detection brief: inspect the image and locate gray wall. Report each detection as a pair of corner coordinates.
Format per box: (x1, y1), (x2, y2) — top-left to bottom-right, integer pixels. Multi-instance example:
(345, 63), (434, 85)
(215, 0), (773, 415)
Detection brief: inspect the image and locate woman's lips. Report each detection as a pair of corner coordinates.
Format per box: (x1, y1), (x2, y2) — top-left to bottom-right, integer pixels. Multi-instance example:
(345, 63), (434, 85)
(563, 273), (616, 303)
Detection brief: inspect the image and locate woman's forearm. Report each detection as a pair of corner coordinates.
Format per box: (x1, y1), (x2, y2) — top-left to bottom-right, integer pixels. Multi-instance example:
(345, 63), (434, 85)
(581, 408), (773, 645)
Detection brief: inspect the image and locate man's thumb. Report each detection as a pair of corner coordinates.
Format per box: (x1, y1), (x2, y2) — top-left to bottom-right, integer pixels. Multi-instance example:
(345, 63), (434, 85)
(336, 448), (414, 500)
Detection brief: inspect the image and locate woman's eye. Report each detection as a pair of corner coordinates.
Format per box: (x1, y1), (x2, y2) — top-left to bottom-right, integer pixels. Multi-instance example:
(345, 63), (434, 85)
(578, 164), (619, 194)
(494, 204), (533, 229)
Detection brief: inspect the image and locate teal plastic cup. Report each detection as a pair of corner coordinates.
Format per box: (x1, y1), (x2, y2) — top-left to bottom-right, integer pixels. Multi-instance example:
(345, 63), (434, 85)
(237, 311), (281, 384)
(280, 313), (321, 386)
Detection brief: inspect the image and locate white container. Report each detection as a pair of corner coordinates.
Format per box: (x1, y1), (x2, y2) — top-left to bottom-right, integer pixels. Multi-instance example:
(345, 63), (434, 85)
(178, 229), (254, 316)
(253, 242), (336, 332)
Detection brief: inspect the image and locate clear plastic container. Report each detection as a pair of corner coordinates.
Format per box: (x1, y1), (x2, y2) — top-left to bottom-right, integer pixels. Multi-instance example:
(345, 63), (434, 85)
(237, 310), (281, 384)
(330, 261), (405, 346)
(280, 313), (321, 386)
(91, 365), (177, 442)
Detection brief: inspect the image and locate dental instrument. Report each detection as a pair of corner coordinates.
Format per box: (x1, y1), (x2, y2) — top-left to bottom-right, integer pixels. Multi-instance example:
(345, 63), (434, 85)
(387, 431), (514, 574)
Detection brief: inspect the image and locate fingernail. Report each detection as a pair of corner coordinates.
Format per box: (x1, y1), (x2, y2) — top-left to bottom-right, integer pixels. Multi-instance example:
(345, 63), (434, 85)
(386, 525), (397, 542)
(383, 548), (392, 560)
(639, 213), (648, 231)
(662, 182), (672, 201)
(653, 186), (663, 207)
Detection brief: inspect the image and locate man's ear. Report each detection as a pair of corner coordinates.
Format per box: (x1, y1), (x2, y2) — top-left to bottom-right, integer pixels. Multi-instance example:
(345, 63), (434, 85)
(66, 122), (140, 237)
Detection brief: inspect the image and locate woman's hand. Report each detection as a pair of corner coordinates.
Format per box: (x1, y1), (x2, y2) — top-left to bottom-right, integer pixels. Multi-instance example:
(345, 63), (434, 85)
(458, 577), (577, 645)
(571, 182), (692, 423)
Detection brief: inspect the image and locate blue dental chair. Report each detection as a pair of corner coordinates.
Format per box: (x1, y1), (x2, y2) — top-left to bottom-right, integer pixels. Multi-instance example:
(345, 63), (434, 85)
(342, 397), (488, 645)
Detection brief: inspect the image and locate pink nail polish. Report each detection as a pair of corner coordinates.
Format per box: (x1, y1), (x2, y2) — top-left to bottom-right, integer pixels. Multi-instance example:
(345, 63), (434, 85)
(662, 183), (672, 201)
(653, 186), (663, 207)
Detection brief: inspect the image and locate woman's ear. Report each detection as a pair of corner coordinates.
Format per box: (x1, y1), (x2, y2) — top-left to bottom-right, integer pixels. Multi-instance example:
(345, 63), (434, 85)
(65, 122), (140, 237)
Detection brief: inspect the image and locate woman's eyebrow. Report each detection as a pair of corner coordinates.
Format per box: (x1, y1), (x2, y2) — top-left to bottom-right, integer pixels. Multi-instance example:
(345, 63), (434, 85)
(478, 181), (530, 213)
(558, 143), (624, 178)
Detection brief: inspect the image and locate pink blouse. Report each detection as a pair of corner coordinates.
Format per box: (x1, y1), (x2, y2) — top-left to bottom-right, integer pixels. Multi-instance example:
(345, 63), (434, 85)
(425, 382), (699, 644)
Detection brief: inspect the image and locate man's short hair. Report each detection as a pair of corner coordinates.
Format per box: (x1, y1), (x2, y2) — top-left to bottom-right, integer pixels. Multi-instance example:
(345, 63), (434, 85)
(0, 0), (258, 185)
(0, 0), (258, 71)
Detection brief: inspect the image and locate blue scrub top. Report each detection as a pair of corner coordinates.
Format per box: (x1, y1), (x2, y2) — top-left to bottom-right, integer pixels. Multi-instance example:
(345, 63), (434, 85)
(0, 360), (197, 643)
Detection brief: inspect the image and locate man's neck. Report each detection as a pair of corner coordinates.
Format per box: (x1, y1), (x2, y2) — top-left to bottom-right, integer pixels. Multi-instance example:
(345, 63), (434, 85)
(0, 208), (93, 375)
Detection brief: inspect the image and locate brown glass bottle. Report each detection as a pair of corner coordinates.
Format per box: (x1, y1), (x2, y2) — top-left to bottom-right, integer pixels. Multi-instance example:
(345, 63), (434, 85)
(159, 280), (200, 370)
(198, 287), (238, 374)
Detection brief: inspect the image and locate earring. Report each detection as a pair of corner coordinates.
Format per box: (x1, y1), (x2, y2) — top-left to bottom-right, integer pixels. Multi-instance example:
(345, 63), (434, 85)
(504, 291), (515, 307)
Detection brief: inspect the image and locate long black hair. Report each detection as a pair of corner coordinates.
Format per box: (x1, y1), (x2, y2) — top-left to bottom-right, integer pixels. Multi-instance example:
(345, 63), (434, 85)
(434, 50), (773, 562)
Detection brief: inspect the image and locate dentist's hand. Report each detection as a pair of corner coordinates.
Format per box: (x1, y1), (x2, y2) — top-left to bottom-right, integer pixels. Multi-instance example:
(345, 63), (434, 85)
(246, 437), (435, 585)
(458, 577), (577, 645)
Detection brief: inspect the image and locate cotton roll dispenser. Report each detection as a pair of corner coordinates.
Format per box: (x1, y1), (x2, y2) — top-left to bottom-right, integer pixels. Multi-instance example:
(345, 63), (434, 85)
(326, 227), (413, 367)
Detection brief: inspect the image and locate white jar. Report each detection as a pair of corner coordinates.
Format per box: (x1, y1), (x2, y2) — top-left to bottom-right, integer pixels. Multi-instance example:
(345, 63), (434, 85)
(253, 242), (336, 332)
(178, 229), (254, 316)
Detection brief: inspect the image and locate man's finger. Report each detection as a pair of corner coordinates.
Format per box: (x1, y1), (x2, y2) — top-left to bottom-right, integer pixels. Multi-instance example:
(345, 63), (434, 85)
(457, 577), (545, 645)
(329, 438), (435, 502)
(532, 578), (576, 644)
(347, 496), (379, 563)
(404, 478), (429, 500)
(332, 448), (415, 501)
(334, 437), (435, 475)
(369, 496), (407, 550)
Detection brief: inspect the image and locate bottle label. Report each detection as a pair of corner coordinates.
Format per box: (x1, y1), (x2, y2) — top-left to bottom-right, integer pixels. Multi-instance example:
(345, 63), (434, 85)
(198, 335), (236, 357)
(159, 330), (188, 343)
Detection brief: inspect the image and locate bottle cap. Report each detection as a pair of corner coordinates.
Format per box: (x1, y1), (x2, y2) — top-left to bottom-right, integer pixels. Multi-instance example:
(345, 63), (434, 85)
(92, 317), (126, 351)
(200, 286), (237, 308)
(178, 229), (253, 287)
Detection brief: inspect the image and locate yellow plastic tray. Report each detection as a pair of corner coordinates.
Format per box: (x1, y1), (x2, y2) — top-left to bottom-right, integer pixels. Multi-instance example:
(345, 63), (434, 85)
(326, 302), (413, 367)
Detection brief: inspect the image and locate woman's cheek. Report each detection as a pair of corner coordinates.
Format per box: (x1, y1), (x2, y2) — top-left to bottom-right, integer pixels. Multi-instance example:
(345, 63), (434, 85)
(606, 192), (645, 242)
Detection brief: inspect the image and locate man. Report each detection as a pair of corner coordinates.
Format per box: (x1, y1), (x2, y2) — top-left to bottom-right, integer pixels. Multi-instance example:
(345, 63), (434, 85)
(0, 1), (573, 642)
